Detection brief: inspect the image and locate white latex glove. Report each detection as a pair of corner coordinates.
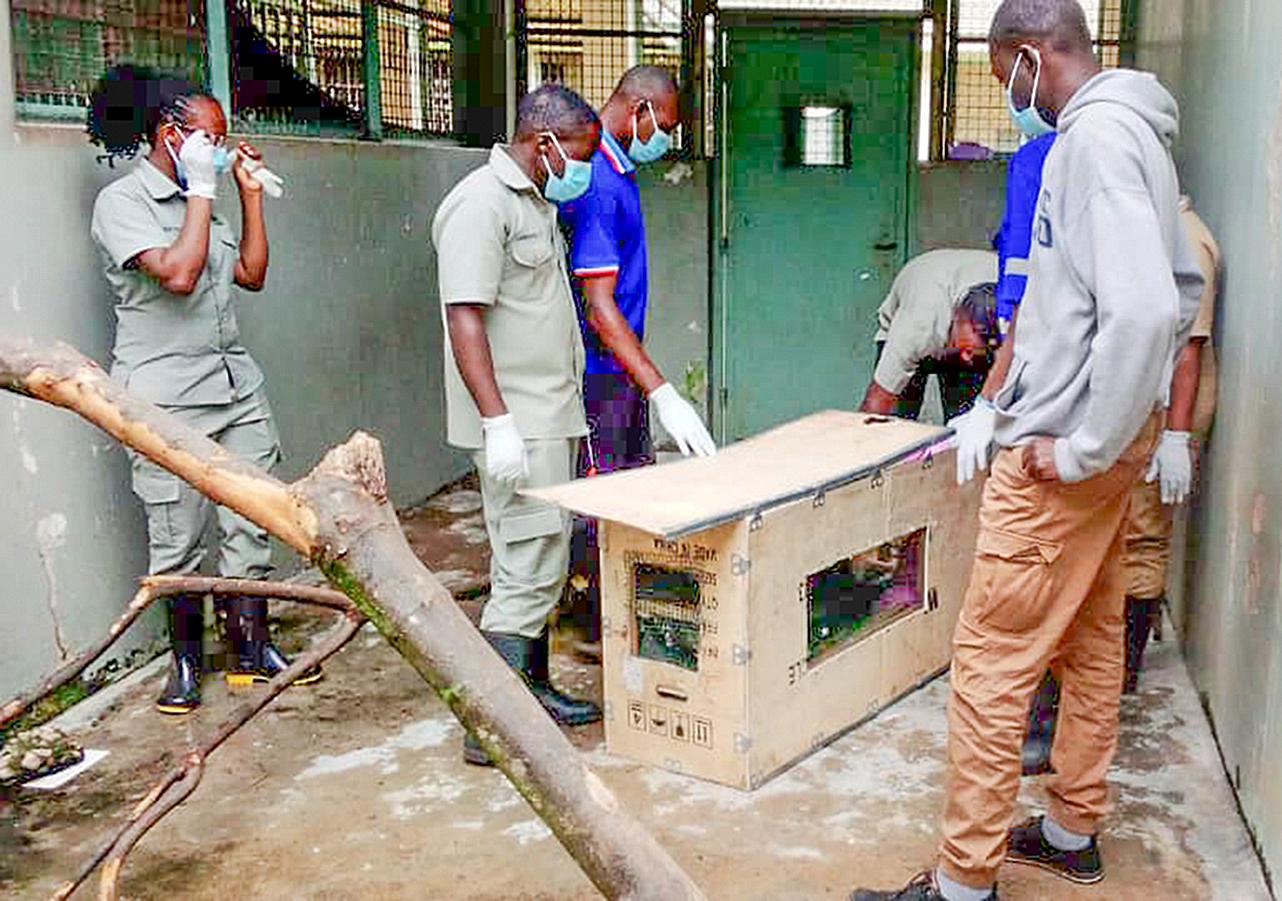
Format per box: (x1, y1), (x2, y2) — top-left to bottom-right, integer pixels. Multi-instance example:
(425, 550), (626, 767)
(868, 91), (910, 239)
(179, 129), (219, 200)
(481, 414), (528, 487)
(231, 148), (285, 199)
(1146, 429), (1192, 505)
(949, 397), (997, 485)
(650, 382), (716, 457)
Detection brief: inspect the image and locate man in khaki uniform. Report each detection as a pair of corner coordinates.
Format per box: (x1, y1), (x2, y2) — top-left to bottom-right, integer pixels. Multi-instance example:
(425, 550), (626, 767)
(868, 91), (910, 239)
(859, 249), (1000, 421)
(1122, 197), (1219, 690)
(432, 84), (602, 766)
(850, 2), (1203, 898)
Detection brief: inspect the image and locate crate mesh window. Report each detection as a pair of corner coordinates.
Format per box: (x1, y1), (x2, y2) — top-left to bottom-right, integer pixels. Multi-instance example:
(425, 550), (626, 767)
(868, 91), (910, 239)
(231, 0), (450, 135)
(526, 0), (686, 151)
(805, 528), (925, 667)
(11, 0), (208, 115)
(633, 562), (705, 672)
(948, 0), (1126, 155)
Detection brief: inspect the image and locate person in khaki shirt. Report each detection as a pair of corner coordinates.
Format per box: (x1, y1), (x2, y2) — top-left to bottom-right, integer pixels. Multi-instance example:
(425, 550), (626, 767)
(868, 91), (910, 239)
(432, 84), (602, 766)
(86, 65), (317, 717)
(859, 249), (1001, 421)
(1121, 197), (1219, 689)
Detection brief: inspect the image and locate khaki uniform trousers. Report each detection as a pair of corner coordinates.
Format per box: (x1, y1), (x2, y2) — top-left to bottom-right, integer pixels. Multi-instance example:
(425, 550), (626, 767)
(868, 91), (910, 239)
(939, 415), (1160, 889)
(129, 390), (281, 578)
(1122, 478), (1173, 601)
(475, 438), (576, 638)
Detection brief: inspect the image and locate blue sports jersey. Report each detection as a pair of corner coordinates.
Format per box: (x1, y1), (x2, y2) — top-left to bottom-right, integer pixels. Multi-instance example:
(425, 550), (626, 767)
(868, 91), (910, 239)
(994, 133), (1056, 333)
(558, 131), (649, 375)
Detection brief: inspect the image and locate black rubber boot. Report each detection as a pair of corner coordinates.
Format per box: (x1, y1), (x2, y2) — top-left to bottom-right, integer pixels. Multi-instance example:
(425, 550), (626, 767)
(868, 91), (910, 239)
(1021, 670), (1059, 776)
(523, 631), (602, 726)
(463, 630), (602, 766)
(156, 594), (203, 715)
(1124, 596), (1158, 694)
(225, 596), (322, 687)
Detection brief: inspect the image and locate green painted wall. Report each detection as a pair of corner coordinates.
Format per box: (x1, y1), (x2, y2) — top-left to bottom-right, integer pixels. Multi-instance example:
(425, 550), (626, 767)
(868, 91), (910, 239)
(1134, 0), (1282, 882)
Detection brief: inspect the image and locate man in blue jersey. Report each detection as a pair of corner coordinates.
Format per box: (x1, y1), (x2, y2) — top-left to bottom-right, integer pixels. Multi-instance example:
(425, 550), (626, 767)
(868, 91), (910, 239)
(559, 66), (716, 654)
(993, 132), (1056, 338)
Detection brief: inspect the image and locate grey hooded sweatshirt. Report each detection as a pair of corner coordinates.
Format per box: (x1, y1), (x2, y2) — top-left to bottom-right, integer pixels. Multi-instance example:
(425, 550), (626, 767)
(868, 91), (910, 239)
(993, 69), (1204, 481)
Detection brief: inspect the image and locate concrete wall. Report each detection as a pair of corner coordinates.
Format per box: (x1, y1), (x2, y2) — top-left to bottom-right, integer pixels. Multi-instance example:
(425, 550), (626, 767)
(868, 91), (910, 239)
(1134, 0), (1282, 882)
(0, 0), (487, 696)
(913, 160), (1007, 254)
(637, 161), (711, 420)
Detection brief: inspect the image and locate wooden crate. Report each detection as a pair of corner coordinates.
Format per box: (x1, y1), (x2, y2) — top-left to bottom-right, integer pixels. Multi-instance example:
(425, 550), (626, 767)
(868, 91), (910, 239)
(529, 411), (982, 790)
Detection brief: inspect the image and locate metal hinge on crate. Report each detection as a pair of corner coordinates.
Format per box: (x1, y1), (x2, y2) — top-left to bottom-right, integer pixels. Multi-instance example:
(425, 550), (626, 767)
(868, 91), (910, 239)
(731, 643), (752, 666)
(734, 733), (753, 754)
(731, 554), (751, 576)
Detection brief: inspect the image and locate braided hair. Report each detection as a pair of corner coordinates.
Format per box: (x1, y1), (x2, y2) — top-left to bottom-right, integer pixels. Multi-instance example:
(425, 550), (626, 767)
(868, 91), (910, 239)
(86, 64), (206, 165)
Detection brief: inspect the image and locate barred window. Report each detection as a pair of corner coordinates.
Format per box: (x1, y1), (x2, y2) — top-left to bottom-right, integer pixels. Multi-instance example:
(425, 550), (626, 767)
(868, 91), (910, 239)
(525, 0), (687, 150)
(232, 0), (451, 135)
(11, 0), (207, 116)
(948, 0), (1127, 156)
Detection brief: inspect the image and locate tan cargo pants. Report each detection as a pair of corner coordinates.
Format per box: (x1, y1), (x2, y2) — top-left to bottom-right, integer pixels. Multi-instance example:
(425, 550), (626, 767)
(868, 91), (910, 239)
(1122, 478), (1173, 601)
(939, 415), (1160, 889)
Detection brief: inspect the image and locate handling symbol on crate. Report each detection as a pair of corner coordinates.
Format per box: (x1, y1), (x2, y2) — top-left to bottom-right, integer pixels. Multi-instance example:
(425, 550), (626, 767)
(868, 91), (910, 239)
(648, 704), (669, 737)
(671, 711), (690, 742)
(628, 700), (646, 731)
(692, 716), (713, 749)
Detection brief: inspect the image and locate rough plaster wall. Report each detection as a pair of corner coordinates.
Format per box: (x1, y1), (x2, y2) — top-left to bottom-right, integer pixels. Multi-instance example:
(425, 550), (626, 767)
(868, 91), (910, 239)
(913, 160), (1007, 254)
(1136, 0), (1282, 882)
(0, 62), (487, 696)
(636, 160), (711, 423)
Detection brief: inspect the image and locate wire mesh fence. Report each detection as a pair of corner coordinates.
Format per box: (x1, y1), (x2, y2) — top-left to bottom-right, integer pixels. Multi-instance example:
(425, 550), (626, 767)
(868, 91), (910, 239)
(11, 0), (207, 115)
(948, 0), (1128, 156)
(525, 0), (686, 149)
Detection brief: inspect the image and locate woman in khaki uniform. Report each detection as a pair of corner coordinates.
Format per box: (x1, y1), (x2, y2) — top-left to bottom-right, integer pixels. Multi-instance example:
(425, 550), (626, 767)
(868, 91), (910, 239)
(86, 65), (317, 714)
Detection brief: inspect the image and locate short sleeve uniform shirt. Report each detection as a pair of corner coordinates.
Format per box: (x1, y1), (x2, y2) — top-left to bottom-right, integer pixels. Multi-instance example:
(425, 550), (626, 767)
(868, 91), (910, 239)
(90, 159), (265, 407)
(994, 133), (1056, 332)
(432, 145), (587, 449)
(557, 131), (648, 375)
(873, 249), (998, 395)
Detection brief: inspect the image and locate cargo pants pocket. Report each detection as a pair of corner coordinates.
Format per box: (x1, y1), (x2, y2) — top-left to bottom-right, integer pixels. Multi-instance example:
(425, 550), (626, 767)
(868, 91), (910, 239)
(967, 526), (1064, 634)
(130, 457), (183, 548)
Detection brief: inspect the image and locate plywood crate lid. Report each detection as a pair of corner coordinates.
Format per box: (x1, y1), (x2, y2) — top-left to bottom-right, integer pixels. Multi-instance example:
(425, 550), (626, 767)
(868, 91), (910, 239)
(526, 411), (949, 538)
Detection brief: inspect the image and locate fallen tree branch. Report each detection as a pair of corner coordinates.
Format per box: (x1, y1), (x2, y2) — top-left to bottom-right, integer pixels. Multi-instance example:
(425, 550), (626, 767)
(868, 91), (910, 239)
(2, 336), (706, 901)
(1, 576), (353, 730)
(46, 610), (364, 901)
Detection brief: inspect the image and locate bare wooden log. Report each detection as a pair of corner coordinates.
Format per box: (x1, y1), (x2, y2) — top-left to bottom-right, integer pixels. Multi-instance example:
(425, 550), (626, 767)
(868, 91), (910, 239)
(1, 577), (352, 730)
(48, 611), (364, 901)
(2, 337), (706, 901)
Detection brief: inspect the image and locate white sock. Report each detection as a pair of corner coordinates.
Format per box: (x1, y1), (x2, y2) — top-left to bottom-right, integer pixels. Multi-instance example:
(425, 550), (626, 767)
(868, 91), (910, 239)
(1041, 814), (1091, 851)
(935, 868), (994, 901)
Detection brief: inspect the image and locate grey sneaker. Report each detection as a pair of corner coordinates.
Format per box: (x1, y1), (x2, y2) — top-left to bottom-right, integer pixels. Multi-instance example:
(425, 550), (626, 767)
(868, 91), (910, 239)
(1006, 816), (1103, 884)
(849, 870), (997, 901)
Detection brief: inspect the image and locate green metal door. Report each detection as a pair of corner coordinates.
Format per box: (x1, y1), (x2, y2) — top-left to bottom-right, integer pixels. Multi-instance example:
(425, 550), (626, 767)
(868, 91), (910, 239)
(714, 17), (915, 441)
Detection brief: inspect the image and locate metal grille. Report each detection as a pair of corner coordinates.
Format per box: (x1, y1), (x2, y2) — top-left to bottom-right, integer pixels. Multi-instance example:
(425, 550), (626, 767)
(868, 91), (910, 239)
(232, 0), (450, 135)
(948, 0), (1128, 156)
(11, 0), (207, 115)
(525, 0), (686, 148)
(377, 0), (451, 134)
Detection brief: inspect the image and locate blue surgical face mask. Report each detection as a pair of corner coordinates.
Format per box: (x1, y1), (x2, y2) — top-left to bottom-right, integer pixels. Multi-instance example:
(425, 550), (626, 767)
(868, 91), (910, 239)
(540, 132), (593, 203)
(162, 126), (231, 190)
(1007, 46), (1056, 138)
(628, 101), (671, 164)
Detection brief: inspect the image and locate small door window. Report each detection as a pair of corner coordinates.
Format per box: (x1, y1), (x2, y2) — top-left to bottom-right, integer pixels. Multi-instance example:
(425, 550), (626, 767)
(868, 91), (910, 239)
(784, 105), (852, 168)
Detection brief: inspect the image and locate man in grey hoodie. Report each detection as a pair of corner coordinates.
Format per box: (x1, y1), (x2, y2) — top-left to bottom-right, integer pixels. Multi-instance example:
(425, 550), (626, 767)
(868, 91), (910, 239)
(849, 2), (1203, 900)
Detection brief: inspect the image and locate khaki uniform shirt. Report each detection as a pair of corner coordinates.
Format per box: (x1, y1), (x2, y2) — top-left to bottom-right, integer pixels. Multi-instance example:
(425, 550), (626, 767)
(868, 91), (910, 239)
(433, 145), (587, 449)
(1181, 200), (1219, 437)
(90, 159), (265, 407)
(873, 249), (998, 395)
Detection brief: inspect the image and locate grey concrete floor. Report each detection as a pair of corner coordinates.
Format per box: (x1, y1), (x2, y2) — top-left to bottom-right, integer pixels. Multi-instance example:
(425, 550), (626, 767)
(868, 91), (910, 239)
(2, 605), (1271, 901)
